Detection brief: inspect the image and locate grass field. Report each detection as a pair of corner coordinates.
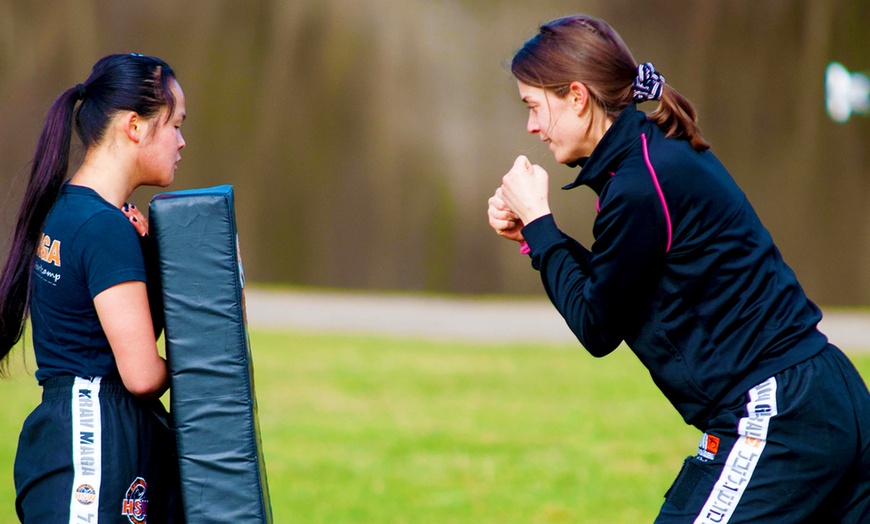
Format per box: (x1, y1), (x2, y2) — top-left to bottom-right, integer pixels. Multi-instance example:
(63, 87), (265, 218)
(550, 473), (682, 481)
(2, 330), (868, 523)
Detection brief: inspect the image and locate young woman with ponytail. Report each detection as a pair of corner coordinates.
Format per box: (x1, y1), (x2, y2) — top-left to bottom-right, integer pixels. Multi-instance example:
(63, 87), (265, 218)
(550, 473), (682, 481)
(0, 53), (186, 522)
(488, 15), (869, 522)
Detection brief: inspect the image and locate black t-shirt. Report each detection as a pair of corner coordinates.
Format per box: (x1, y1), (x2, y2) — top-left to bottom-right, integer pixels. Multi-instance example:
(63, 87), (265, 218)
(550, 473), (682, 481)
(30, 184), (146, 382)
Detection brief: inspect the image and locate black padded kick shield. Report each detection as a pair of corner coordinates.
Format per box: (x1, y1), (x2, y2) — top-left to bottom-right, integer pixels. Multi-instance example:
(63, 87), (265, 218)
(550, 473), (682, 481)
(150, 185), (272, 522)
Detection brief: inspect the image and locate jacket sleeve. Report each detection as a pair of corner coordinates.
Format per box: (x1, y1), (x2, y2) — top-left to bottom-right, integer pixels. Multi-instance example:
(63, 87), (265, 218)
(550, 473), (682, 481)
(522, 178), (669, 357)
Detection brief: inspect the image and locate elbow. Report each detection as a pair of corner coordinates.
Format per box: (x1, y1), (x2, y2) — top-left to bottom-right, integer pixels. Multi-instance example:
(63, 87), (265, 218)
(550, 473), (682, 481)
(586, 344), (618, 358)
(121, 374), (167, 400)
(567, 310), (622, 357)
(116, 356), (169, 400)
(125, 383), (165, 401)
(571, 328), (621, 358)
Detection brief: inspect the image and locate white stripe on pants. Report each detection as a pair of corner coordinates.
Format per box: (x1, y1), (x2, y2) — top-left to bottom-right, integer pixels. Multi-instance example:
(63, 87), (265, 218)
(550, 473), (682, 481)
(69, 377), (103, 523)
(694, 377), (778, 524)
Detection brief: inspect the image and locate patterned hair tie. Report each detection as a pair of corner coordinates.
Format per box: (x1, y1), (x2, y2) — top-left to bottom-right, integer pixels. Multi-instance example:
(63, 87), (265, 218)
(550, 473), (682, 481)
(632, 62), (665, 102)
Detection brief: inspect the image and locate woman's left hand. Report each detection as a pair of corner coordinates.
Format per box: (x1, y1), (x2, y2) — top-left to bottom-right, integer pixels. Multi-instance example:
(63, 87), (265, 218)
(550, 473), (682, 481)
(500, 155), (551, 225)
(122, 202), (148, 236)
(488, 192), (525, 242)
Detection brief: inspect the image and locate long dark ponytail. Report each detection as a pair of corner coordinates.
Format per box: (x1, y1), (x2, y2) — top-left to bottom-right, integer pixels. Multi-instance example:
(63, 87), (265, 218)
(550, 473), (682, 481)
(0, 53), (177, 374)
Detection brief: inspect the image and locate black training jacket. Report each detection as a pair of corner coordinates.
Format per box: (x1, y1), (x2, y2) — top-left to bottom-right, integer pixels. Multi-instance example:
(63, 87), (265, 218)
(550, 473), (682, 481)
(521, 106), (828, 428)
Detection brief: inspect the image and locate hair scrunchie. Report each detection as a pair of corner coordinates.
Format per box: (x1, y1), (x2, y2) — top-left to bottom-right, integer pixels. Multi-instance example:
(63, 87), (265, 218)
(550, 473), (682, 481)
(632, 62), (665, 102)
(75, 83), (88, 101)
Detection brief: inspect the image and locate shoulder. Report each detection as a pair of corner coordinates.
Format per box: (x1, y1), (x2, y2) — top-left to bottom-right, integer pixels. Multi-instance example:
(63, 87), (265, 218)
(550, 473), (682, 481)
(601, 152), (661, 206)
(71, 207), (135, 240)
(596, 135), (674, 232)
(642, 125), (721, 173)
(49, 188), (130, 235)
(43, 194), (137, 256)
(81, 206), (134, 230)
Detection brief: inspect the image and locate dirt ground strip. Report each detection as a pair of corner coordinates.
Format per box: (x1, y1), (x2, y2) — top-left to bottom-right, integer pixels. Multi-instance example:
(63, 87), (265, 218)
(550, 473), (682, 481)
(243, 288), (870, 353)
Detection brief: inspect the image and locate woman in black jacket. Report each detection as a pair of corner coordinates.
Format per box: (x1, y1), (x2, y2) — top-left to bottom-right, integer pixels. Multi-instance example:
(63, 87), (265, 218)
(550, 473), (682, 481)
(488, 14), (870, 523)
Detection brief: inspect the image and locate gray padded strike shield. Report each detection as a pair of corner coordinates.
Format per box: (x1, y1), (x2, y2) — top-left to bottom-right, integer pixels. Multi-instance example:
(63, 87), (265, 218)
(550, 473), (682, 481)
(150, 185), (272, 523)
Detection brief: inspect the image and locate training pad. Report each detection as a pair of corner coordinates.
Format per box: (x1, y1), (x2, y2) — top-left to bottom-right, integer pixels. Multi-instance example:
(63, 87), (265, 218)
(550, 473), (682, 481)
(150, 185), (272, 522)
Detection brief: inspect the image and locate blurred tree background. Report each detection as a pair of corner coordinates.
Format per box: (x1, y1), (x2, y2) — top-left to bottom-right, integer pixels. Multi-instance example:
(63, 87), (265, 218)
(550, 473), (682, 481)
(1, 0), (869, 304)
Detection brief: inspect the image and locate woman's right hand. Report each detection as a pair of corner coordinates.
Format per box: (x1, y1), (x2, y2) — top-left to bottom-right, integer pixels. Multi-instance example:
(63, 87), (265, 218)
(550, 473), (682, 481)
(487, 190), (525, 242)
(499, 155), (551, 225)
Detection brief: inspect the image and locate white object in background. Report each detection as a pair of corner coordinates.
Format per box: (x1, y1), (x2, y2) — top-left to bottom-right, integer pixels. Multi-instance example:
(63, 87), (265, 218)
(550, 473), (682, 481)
(825, 62), (870, 123)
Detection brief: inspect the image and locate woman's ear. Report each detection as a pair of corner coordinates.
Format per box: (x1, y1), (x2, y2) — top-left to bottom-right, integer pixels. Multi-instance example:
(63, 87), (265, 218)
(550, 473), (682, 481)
(122, 111), (142, 143)
(568, 81), (589, 115)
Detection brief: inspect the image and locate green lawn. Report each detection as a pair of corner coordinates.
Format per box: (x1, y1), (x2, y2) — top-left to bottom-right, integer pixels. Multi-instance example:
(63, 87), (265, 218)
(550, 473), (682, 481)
(2, 331), (869, 523)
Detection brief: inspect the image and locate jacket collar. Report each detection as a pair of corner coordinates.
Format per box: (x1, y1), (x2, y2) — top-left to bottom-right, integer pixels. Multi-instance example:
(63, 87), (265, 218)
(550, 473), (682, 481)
(562, 104), (648, 194)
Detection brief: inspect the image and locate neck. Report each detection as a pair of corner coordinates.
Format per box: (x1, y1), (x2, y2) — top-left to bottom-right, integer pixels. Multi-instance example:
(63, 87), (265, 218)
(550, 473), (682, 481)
(69, 148), (137, 208)
(569, 103), (615, 161)
(587, 107), (614, 154)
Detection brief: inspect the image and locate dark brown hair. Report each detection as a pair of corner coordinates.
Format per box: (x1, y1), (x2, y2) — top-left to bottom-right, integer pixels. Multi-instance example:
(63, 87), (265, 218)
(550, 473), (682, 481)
(511, 14), (710, 151)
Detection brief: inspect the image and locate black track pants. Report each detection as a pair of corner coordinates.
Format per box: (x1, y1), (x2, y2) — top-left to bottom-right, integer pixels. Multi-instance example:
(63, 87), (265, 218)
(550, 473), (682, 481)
(14, 376), (184, 523)
(656, 345), (870, 523)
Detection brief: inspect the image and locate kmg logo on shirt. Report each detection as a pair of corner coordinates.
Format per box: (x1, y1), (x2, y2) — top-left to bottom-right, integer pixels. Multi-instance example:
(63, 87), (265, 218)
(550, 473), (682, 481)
(37, 233), (61, 267)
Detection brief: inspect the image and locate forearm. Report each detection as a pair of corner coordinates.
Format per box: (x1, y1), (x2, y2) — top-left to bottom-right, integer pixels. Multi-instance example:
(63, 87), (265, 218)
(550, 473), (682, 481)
(121, 356), (169, 400)
(523, 215), (621, 356)
(94, 280), (170, 399)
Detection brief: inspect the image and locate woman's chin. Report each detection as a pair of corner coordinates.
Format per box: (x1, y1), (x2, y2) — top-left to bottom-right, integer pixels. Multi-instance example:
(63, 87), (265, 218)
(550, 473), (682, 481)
(556, 153), (581, 166)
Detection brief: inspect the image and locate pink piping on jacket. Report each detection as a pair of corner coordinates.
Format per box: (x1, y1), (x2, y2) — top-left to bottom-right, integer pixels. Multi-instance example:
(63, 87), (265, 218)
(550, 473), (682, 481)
(640, 133), (673, 253)
(595, 172), (617, 214)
